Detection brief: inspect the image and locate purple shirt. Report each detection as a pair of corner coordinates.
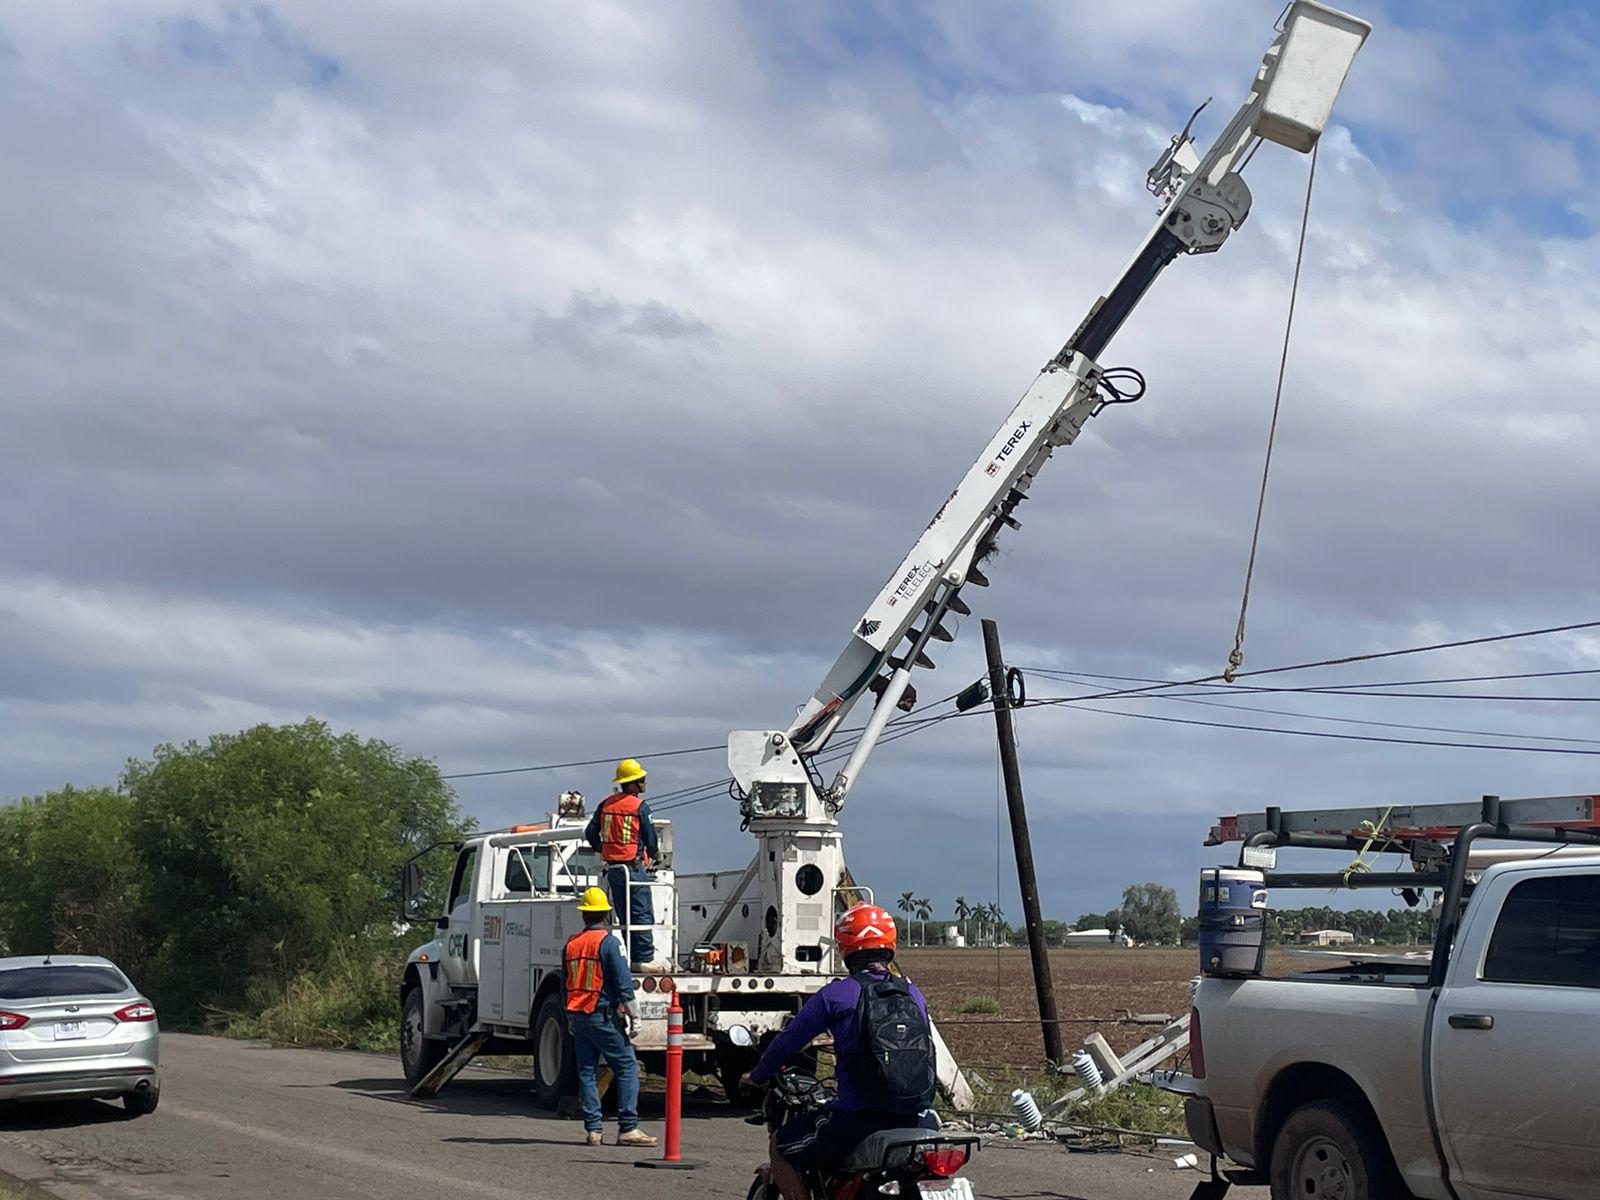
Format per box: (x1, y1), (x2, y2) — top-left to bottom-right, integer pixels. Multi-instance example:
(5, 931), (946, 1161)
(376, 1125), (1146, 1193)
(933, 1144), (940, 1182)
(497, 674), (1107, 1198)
(748, 969), (930, 1112)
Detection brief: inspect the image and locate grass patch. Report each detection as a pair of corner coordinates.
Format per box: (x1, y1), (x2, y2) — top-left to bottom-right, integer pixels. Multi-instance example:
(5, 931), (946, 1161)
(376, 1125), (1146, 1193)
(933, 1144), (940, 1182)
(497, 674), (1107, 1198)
(955, 995), (1001, 1015)
(224, 936), (406, 1053)
(961, 1061), (1186, 1141)
(1061, 1081), (1186, 1137)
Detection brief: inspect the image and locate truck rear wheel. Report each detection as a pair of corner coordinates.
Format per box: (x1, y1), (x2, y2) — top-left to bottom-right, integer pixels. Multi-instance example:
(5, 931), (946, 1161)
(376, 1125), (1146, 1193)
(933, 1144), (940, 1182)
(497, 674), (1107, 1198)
(401, 987), (446, 1087)
(1269, 1099), (1402, 1200)
(531, 992), (577, 1109)
(716, 1046), (760, 1108)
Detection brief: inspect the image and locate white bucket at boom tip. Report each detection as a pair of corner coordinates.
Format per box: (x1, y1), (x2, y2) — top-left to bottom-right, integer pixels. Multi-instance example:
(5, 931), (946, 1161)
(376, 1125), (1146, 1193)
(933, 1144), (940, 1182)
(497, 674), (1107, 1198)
(1259, 3), (1371, 154)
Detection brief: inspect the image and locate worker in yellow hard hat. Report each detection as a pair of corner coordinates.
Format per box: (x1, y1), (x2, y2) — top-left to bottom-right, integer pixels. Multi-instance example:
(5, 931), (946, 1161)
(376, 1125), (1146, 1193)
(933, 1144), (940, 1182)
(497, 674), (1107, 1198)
(563, 888), (656, 1148)
(584, 758), (662, 971)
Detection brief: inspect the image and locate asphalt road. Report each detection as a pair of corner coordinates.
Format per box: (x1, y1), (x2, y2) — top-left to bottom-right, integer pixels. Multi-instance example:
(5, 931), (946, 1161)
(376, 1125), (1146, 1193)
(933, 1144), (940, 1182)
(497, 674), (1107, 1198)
(0, 1035), (1262, 1199)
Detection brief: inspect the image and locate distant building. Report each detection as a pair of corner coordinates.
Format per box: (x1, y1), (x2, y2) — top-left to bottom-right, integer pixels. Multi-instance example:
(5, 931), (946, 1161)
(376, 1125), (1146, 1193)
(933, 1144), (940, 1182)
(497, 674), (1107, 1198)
(1064, 928), (1133, 948)
(1292, 928), (1355, 946)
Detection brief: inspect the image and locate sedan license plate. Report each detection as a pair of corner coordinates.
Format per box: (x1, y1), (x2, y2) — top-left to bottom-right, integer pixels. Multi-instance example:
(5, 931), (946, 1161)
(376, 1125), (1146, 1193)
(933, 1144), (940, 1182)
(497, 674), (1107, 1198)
(919, 1181), (974, 1200)
(53, 1021), (86, 1040)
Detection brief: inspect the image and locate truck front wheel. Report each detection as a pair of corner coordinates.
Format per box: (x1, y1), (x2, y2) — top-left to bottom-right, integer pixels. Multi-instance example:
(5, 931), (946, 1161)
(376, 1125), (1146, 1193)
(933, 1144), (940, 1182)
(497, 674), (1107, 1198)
(401, 987), (446, 1087)
(1269, 1099), (1402, 1200)
(531, 992), (577, 1109)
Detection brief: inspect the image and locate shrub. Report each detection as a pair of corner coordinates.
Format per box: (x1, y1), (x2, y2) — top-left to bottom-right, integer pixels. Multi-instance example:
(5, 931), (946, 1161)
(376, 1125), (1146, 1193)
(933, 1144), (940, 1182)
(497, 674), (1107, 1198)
(956, 995), (1001, 1015)
(226, 935), (409, 1053)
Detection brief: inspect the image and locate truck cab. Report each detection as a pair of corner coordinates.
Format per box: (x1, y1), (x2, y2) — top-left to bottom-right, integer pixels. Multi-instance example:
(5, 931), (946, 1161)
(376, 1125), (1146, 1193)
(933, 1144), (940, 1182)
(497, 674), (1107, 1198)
(398, 799), (839, 1107)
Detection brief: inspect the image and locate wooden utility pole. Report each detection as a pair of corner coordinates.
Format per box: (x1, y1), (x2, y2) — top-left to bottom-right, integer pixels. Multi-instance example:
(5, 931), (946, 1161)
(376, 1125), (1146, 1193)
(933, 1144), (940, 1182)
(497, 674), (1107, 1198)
(980, 618), (1064, 1065)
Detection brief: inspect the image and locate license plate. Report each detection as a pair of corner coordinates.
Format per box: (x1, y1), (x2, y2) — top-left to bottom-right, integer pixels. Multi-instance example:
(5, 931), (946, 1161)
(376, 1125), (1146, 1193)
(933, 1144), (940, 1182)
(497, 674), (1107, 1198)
(53, 1021), (86, 1040)
(640, 1001), (669, 1021)
(919, 1181), (975, 1199)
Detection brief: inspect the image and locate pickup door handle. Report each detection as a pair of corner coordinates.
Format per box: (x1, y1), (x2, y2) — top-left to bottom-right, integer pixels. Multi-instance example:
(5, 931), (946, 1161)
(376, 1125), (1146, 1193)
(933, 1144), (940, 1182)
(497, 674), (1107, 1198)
(1448, 1013), (1494, 1031)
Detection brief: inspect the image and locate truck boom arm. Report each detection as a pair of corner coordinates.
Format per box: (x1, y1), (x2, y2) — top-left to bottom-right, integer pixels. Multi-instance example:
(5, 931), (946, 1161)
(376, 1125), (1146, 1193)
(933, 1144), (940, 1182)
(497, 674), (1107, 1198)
(722, 3), (1368, 984)
(782, 3), (1370, 810)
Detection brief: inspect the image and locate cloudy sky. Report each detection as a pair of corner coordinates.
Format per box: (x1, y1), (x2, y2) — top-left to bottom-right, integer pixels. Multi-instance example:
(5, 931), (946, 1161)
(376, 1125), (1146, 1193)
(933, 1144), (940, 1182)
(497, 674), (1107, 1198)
(4, 1), (1599, 923)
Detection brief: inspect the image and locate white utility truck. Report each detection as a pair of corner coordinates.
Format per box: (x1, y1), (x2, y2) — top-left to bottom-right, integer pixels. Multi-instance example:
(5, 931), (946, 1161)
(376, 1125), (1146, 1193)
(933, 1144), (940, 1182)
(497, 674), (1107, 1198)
(1179, 794), (1600, 1200)
(398, 1), (1371, 1108)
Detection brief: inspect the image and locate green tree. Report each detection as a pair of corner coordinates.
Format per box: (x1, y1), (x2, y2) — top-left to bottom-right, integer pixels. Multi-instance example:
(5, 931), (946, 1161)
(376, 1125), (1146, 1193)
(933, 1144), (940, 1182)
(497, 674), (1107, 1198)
(1120, 883), (1181, 945)
(0, 785), (144, 968)
(1040, 919), (1072, 947)
(125, 720), (470, 1022)
(914, 897), (933, 947)
(897, 892), (917, 945)
(984, 902), (1006, 945)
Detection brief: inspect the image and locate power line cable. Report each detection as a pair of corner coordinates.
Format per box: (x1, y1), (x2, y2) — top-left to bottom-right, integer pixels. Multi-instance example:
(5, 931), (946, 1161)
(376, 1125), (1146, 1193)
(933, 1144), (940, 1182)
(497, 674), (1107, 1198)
(442, 623), (1600, 784)
(1022, 697), (1600, 756)
(1022, 665), (1600, 691)
(1046, 619), (1600, 706)
(1026, 678), (1600, 745)
(441, 743), (724, 781)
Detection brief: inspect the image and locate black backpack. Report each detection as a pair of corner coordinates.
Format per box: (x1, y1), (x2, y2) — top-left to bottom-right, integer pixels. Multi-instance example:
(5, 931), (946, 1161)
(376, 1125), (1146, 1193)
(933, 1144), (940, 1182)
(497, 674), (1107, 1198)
(848, 970), (936, 1113)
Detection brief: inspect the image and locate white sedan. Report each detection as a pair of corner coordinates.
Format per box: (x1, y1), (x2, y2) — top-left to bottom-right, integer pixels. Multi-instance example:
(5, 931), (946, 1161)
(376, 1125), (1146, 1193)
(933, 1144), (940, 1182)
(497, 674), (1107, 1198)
(0, 955), (160, 1115)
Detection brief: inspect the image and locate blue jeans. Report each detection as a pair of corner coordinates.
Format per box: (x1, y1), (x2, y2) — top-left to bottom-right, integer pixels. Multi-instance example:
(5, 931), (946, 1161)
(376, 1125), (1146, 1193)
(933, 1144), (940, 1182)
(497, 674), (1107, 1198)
(571, 1009), (640, 1134)
(606, 864), (655, 964)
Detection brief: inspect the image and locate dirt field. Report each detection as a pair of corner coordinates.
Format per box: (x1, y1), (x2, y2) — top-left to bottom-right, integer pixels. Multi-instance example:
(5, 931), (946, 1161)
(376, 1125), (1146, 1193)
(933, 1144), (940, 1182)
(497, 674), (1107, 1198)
(898, 946), (1200, 1068)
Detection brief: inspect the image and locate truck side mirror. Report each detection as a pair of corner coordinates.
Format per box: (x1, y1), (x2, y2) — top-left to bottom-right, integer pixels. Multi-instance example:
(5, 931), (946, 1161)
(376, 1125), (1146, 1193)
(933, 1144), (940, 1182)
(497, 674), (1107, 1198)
(401, 861), (424, 920)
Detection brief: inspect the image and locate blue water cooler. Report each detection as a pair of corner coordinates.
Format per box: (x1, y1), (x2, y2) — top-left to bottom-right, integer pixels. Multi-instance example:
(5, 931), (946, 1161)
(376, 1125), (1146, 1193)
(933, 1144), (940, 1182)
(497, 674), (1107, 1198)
(1198, 867), (1268, 977)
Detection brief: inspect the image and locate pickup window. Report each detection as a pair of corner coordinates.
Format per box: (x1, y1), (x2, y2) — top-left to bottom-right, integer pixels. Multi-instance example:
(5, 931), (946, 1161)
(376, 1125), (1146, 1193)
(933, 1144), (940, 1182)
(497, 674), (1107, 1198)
(1483, 874), (1600, 989)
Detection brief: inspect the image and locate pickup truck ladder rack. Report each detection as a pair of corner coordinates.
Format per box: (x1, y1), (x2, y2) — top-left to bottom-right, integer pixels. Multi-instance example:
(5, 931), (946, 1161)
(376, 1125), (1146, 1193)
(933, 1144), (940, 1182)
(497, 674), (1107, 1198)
(1210, 794), (1600, 988)
(1209, 793), (1600, 846)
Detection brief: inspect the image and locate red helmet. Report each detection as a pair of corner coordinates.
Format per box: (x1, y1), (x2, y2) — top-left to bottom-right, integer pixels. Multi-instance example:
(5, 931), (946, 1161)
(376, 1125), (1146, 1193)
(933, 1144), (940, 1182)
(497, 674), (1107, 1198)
(834, 903), (897, 956)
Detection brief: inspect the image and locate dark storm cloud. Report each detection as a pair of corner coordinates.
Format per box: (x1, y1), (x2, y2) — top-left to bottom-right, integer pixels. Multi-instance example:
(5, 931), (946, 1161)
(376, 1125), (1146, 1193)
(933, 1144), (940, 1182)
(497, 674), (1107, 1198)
(4, 1), (1599, 919)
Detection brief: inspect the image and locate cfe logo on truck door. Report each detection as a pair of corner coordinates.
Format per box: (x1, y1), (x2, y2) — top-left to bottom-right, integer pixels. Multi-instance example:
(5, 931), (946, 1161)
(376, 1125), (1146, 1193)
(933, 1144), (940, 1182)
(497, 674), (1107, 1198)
(482, 914), (503, 944)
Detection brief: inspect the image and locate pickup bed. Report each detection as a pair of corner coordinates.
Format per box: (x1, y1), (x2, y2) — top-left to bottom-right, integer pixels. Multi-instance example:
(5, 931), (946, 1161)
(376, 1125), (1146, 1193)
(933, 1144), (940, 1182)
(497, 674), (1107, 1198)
(1185, 856), (1600, 1200)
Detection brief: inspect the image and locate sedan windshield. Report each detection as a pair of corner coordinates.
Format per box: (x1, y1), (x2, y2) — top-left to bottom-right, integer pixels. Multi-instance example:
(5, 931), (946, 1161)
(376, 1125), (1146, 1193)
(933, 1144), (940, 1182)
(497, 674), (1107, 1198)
(0, 965), (130, 999)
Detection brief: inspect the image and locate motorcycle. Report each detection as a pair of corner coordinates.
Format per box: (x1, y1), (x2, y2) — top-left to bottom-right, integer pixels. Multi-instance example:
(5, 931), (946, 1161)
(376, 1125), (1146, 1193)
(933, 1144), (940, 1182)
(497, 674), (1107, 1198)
(745, 1068), (980, 1199)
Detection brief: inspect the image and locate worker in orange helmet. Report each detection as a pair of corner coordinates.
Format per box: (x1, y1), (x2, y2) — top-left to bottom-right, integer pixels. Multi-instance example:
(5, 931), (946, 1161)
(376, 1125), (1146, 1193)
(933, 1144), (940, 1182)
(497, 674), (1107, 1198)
(585, 758), (662, 970)
(740, 903), (938, 1200)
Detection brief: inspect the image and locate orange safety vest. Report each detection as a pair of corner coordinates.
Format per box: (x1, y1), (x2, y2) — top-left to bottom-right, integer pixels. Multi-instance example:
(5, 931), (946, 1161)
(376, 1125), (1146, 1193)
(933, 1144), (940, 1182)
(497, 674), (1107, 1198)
(597, 792), (650, 865)
(564, 928), (610, 1014)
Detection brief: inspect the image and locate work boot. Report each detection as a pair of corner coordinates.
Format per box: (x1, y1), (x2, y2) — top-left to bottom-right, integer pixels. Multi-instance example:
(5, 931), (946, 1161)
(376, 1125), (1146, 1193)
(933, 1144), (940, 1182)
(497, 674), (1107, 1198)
(583, 1131), (603, 1147)
(618, 1128), (658, 1148)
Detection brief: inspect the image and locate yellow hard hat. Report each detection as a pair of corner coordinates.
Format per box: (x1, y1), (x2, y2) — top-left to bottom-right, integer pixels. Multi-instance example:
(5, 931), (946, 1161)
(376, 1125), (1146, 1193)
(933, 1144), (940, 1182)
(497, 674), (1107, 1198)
(613, 758), (647, 785)
(577, 886), (612, 913)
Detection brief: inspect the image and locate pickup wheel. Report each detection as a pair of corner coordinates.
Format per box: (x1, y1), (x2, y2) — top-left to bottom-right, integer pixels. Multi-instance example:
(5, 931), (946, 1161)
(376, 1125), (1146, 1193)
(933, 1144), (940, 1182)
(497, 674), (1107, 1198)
(401, 987), (446, 1087)
(1270, 1099), (1403, 1200)
(531, 992), (577, 1109)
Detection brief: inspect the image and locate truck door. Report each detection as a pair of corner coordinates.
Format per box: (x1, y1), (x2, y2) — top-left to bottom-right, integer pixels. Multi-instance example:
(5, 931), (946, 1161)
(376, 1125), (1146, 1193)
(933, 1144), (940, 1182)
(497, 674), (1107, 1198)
(440, 846), (480, 988)
(1431, 870), (1600, 1200)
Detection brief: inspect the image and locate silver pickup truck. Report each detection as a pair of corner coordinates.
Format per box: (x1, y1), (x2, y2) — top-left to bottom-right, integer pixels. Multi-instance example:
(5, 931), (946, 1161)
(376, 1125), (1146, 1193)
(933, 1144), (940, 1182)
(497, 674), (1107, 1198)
(1185, 854), (1600, 1200)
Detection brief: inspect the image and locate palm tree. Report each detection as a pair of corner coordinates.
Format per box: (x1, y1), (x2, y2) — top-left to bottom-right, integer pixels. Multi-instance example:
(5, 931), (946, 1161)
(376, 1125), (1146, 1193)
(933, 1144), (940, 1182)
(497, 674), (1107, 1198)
(987, 903), (1006, 946)
(914, 897), (933, 947)
(954, 896), (972, 946)
(897, 892), (916, 945)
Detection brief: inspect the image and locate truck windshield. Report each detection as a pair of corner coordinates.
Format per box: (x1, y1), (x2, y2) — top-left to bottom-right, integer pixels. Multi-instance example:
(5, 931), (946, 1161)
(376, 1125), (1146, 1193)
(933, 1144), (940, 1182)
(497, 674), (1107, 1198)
(0, 965), (131, 999)
(560, 847), (602, 892)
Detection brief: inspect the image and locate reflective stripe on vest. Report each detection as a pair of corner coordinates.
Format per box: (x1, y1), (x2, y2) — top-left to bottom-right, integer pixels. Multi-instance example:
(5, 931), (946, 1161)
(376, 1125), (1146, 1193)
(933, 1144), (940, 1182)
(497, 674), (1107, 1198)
(564, 928), (610, 1014)
(597, 793), (648, 865)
